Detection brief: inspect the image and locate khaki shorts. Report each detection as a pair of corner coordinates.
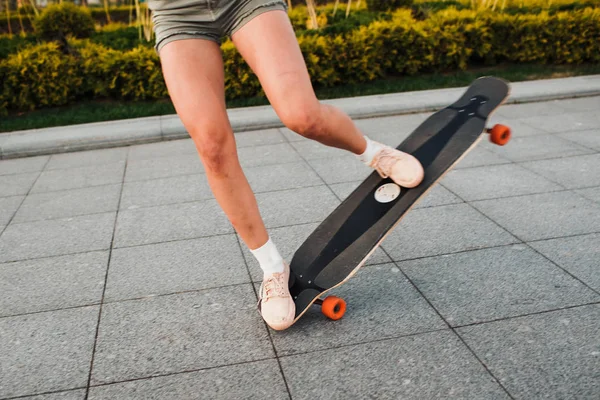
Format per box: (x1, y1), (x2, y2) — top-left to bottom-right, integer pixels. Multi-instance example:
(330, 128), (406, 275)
(148, 0), (288, 53)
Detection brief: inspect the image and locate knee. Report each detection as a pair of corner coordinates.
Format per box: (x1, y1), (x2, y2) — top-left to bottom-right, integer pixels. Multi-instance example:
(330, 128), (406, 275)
(189, 125), (235, 175)
(279, 101), (325, 140)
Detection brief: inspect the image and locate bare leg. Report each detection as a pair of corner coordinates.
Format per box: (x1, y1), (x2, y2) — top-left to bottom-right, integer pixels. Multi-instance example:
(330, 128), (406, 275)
(231, 10), (367, 154)
(159, 40), (268, 249)
(231, 10), (424, 188)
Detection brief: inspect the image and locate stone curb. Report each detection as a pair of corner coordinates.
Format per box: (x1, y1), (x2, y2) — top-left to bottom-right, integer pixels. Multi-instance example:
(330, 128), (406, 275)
(1, 74), (599, 159)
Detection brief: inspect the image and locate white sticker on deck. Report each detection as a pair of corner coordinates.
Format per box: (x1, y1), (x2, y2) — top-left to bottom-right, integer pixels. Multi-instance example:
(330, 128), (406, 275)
(374, 183), (401, 203)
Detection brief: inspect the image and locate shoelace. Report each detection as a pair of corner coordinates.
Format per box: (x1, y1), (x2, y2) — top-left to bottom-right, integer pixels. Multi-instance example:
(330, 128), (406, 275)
(370, 147), (399, 179)
(262, 273), (286, 301)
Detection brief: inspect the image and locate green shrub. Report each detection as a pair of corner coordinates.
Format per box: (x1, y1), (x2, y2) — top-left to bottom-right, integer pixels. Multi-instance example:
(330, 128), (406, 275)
(367, 0), (414, 11)
(0, 42), (82, 114)
(3, 7), (600, 114)
(0, 34), (38, 59)
(91, 24), (150, 51)
(33, 3), (95, 42)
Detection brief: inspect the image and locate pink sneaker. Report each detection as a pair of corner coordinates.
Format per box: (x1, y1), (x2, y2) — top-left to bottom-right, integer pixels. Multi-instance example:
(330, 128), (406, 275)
(258, 263), (295, 331)
(369, 144), (424, 188)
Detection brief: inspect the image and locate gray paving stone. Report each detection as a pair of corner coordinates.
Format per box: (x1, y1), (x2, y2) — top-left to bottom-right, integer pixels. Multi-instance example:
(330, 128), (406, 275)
(0, 195), (23, 228)
(0, 172), (38, 197)
(272, 264), (445, 356)
(453, 146), (512, 169)
(441, 164), (561, 201)
(20, 390), (86, 400)
(487, 134), (592, 163)
(529, 233), (600, 292)
(518, 111), (600, 134)
(290, 139), (349, 160)
(114, 200), (232, 248)
(0, 251), (108, 317)
(127, 138), (196, 161)
(13, 184), (121, 223)
(255, 185), (339, 229)
(279, 127), (304, 142)
(490, 117), (546, 137)
(106, 235), (249, 302)
(120, 174), (211, 209)
(400, 245), (599, 326)
(308, 155), (372, 184)
(0, 306), (98, 399)
(327, 180), (365, 200)
(234, 128), (286, 148)
(280, 330), (509, 400)
(91, 285), (273, 385)
(458, 304), (600, 400)
(521, 153), (600, 189)
(354, 113), (430, 136)
(0, 155), (48, 176)
(46, 147), (128, 170)
(381, 203), (518, 261)
(240, 222), (390, 282)
(237, 143), (302, 168)
(554, 95), (600, 112)
(0, 212), (115, 263)
(472, 191), (600, 242)
(246, 161), (323, 193)
(88, 360), (287, 400)
(125, 154), (203, 182)
(31, 162), (125, 194)
(576, 186), (600, 203)
(495, 100), (566, 120)
(558, 129), (600, 151)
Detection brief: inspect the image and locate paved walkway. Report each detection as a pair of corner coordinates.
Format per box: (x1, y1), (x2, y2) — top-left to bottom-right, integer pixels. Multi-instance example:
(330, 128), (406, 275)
(1, 96), (600, 399)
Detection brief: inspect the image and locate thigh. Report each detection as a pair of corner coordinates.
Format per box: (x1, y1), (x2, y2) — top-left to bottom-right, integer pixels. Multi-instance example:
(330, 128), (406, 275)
(159, 39), (231, 140)
(230, 10), (319, 117)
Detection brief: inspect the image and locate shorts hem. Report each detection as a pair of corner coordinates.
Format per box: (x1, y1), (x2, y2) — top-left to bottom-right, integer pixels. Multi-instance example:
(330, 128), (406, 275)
(228, 1), (288, 37)
(155, 32), (221, 54)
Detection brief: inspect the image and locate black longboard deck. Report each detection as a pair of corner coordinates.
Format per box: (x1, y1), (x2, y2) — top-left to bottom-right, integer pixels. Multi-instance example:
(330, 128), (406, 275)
(288, 76), (511, 322)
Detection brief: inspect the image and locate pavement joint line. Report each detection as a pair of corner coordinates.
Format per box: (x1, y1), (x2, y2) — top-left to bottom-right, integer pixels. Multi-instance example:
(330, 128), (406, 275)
(2, 180), (333, 226)
(0, 260), (401, 320)
(275, 327), (451, 360)
(232, 233), (294, 400)
(451, 300), (600, 330)
(3, 226), (599, 274)
(84, 158), (128, 400)
(85, 356), (278, 391)
(1, 387), (87, 400)
(442, 183), (526, 241)
(280, 125), (345, 205)
(0, 303), (102, 321)
(122, 154), (310, 184)
(449, 329), (517, 399)
(549, 133), (600, 153)
(0, 157), (50, 239)
(1, 146), (596, 203)
(523, 241), (600, 297)
(102, 281), (254, 306)
(388, 250), (517, 399)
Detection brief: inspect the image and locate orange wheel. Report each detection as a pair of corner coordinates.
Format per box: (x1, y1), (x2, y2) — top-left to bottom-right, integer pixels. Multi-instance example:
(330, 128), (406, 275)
(488, 124), (511, 146)
(321, 296), (347, 320)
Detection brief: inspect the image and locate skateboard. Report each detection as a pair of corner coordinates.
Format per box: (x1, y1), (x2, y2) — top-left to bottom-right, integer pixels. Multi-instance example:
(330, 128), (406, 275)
(288, 76), (511, 324)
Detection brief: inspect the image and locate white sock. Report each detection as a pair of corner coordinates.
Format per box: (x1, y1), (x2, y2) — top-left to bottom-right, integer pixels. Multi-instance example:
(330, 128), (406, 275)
(357, 136), (382, 165)
(250, 237), (285, 275)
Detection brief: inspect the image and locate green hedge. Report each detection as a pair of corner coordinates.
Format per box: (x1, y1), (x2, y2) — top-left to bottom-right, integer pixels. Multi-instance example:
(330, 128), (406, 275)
(0, 6), (134, 34)
(1, 7), (599, 115)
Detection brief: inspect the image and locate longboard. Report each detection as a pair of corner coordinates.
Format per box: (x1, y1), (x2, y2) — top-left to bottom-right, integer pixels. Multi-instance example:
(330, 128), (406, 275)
(288, 76), (511, 324)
